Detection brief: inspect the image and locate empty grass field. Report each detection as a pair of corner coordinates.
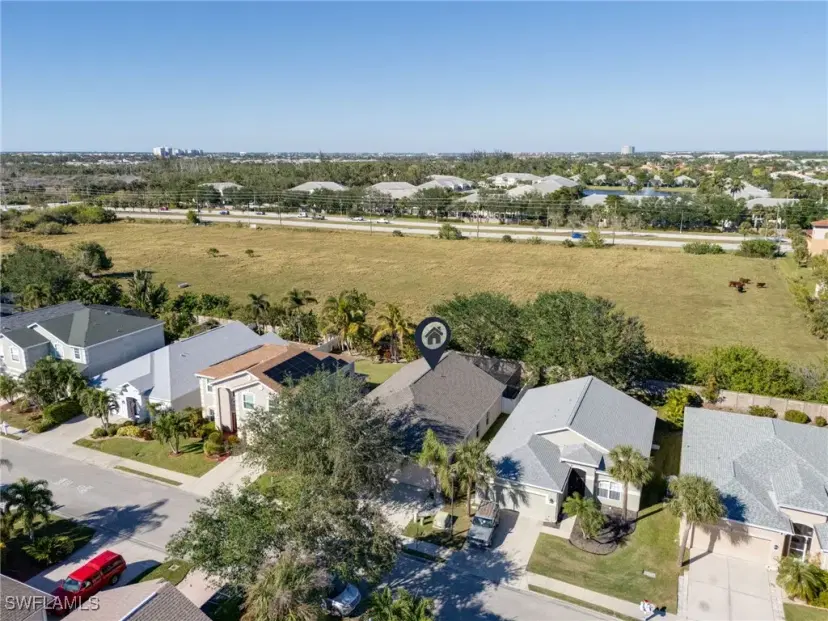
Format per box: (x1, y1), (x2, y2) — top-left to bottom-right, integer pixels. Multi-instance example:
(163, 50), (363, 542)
(14, 222), (824, 362)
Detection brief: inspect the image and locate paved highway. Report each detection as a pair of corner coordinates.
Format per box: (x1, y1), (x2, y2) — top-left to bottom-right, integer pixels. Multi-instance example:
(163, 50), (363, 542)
(117, 211), (792, 251)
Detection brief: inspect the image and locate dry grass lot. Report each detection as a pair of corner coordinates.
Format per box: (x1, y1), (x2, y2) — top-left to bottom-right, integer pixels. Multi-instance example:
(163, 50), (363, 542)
(15, 222), (824, 362)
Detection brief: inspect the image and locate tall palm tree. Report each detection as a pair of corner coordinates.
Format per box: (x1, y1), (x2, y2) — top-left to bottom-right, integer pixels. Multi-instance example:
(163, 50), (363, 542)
(417, 429), (448, 498)
(282, 288), (317, 310)
(153, 411), (187, 454)
(78, 388), (118, 432)
(728, 177), (745, 197)
(321, 292), (368, 353)
(668, 474), (725, 568)
(126, 270), (168, 316)
(21, 283), (53, 310)
(367, 586), (397, 621)
(241, 550), (329, 621)
(373, 303), (415, 362)
(775, 556), (825, 603)
(0, 375), (19, 405)
(562, 493), (605, 540)
(247, 293), (271, 332)
(453, 439), (495, 517)
(0, 478), (57, 541)
(368, 587), (435, 621)
(607, 445), (652, 522)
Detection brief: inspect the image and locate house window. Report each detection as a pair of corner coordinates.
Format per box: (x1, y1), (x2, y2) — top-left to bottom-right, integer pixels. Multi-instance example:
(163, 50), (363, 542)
(72, 347), (82, 361)
(242, 393), (255, 410)
(9, 347), (20, 362)
(207, 408), (215, 421)
(206, 383), (213, 393)
(788, 523), (813, 559)
(597, 481), (622, 501)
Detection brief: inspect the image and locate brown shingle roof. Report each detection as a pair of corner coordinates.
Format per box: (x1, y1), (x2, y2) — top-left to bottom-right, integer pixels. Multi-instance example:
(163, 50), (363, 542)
(811, 219), (828, 227)
(197, 343), (347, 393)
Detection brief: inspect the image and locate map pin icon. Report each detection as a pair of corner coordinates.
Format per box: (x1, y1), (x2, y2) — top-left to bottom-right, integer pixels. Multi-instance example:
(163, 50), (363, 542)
(414, 316), (451, 370)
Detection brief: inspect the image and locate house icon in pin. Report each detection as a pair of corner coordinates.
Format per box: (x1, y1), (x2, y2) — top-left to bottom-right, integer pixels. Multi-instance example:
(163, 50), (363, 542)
(425, 325), (444, 346)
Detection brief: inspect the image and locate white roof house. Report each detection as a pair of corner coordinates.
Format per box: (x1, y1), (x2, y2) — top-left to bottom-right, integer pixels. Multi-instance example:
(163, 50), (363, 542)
(96, 321), (287, 420)
(507, 176), (578, 197)
(489, 172), (542, 187)
(370, 181), (418, 200)
(732, 182), (771, 200)
(200, 182), (242, 196)
(289, 181), (347, 193)
(746, 197), (800, 209)
(418, 175), (473, 191)
(674, 175), (696, 186)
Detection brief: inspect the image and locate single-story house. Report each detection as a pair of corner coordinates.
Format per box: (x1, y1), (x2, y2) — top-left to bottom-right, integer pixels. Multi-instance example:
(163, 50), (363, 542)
(64, 578), (209, 621)
(506, 176), (577, 198)
(289, 181), (347, 193)
(732, 182), (771, 200)
(196, 343), (353, 433)
(745, 197), (799, 210)
(674, 175), (696, 186)
(0, 302), (164, 378)
(96, 321), (284, 421)
(0, 575), (52, 621)
(489, 172), (542, 187)
(370, 181), (418, 200)
(485, 376), (656, 524)
(807, 219), (828, 256)
(418, 175), (473, 191)
(367, 351), (523, 488)
(199, 181), (242, 196)
(681, 407), (828, 568)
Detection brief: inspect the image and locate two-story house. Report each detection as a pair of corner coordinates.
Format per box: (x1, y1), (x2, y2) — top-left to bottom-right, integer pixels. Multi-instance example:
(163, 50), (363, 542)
(195, 343), (353, 432)
(485, 376), (657, 524)
(0, 302), (164, 378)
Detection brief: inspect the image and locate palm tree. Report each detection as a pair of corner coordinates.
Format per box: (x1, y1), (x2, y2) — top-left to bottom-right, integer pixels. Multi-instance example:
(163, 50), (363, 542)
(241, 550), (329, 621)
(322, 292), (369, 353)
(20, 358), (86, 408)
(368, 587), (435, 621)
(607, 445), (652, 522)
(153, 411), (187, 454)
(78, 388), (118, 432)
(728, 177), (745, 197)
(21, 283), (53, 310)
(0, 478), (57, 541)
(775, 556), (826, 603)
(282, 288), (317, 310)
(453, 439), (495, 517)
(562, 493), (605, 540)
(247, 293), (270, 332)
(0, 375), (19, 405)
(417, 429), (448, 498)
(668, 474), (725, 567)
(373, 303), (415, 362)
(367, 586), (397, 621)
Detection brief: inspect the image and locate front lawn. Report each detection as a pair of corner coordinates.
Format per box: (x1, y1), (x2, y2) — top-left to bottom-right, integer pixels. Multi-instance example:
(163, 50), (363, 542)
(129, 559), (192, 585)
(527, 503), (681, 612)
(784, 604), (828, 621)
(354, 360), (405, 389)
(2, 515), (95, 582)
(0, 402), (42, 432)
(75, 436), (217, 477)
(652, 422), (682, 479)
(403, 497), (472, 549)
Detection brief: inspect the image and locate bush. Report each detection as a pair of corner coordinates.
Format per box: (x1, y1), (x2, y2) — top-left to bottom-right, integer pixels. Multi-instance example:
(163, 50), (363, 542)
(815, 416), (827, 427)
(737, 239), (779, 258)
(91, 427), (108, 439)
(662, 387), (702, 429)
(34, 222), (65, 235)
(814, 589), (828, 608)
(140, 428), (154, 441)
(501, 234), (513, 243)
(186, 210), (200, 224)
(181, 407), (204, 437)
(75, 205), (116, 224)
(207, 431), (222, 444)
(691, 346), (806, 398)
(747, 405), (777, 418)
(391, 230), (404, 237)
(683, 242), (725, 255)
(24, 535), (74, 565)
(204, 432), (224, 457)
(42, 400), (82, 426)
(32, 419), (58, 433)
(437, 224), (463, 240)
(561, 238), (575, 248)
(199, 422), (217, 440)
(226, 434), (239, 447)
(527, 236), (543, 245)
(107, 426), (118, 436)
(116, 424), (143, 437)
(579, 228), (605, 248)
(784, 409), (810, 424)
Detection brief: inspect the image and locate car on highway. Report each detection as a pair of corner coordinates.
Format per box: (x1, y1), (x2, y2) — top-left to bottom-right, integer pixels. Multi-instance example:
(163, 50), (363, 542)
(312, 214), (326, 220)
(376, 217), (391, 224)
(467, 500), (500, 548)
(254, 210), (266, 215)
(350, 216), (365, 222)
(571, 232), (584, 240)
(159, 206), (170, 211)
(218, 209), (230, 215)
(321, 578), (362, 617)
(297, 211), (309, 218)
(52, 550), (126, 615)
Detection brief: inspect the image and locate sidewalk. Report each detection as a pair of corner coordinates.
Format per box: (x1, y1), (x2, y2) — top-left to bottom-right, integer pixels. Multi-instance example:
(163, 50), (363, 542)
(527, 572), (681, 620)
(180, 454), (262, 496)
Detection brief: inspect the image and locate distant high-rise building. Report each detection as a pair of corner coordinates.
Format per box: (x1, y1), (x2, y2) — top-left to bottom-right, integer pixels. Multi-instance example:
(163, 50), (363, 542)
(153, 146), (201, 158)
(152, 146), (172, 158)
(621, 145), (635, 155)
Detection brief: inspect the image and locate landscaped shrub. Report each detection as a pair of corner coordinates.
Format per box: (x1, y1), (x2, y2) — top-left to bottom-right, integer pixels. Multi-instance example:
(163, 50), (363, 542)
(199, 422), (217, 440)
(226, 434), (239, 447)
(33, 222), (65, 235)
(747, 405), (777, 418)
(561, 239), (575, 247)
(527, 236), (543, 245)
(501, 234), (513, 243)
(815, 416), (827, 427)
(662, 387), (702, 429)
(107, 426), (118, 436)
(737, 239), (779, 258)
(437, 224), (463, 240)
(392, 230), (404, 237)
(32, 419), (58, 433)
(203, 431), (224, 457)
(579, 228), (605, 248)
(140, 428), (154, 441)
(42, 400), (82, 426)
(116, 424), (143, 437)
(24, 534), (73, 565)
(784, 410), (810, 424)
(186, 210), (200, 224)
(691, 346), (807, 398)
(182, 407), (204, 437)
(683, 242), (725, 255)
(91, 427), (108, 439)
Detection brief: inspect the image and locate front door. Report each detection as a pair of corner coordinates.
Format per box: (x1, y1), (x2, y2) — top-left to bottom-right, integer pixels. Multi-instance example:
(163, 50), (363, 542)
(787, 523), (813, 559)
(126, 397), (138, 419)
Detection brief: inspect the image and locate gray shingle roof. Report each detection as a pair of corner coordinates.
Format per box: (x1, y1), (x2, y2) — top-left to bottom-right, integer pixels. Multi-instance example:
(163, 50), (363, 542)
(33, 307), (161, 347)
(64, 579), (210, 621)
(681, 408), (828, 533)
(490, 172), (542, 182)
(0, 575), (53, 621)
(290, 181), (346, 192)
(2, 326), (49, 348)
(367, 352), (510, 450)
(487, 376), (656, 491)
(97, 322), (280, 403)
(0, 301), (87, 333)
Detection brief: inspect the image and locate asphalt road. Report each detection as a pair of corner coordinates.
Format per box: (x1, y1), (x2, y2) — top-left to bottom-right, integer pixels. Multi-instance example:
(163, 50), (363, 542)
(0, 439), (200, 552)
(388, 556), (607, 621)
(120, 211), (793, 251)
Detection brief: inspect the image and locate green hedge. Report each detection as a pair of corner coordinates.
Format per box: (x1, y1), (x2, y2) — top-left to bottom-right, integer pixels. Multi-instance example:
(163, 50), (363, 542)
(42, 400), (82, 426)
(683, 242), (724, 255)
(736, 239), (779, 258)
(783, 410), (810, 424)
(747, 405), (777, 418)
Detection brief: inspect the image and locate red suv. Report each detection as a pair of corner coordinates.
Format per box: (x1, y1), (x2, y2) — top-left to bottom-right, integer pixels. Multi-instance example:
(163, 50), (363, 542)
(51, 550), (126, 615)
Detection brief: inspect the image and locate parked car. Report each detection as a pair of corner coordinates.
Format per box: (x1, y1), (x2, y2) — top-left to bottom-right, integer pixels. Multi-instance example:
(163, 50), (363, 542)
(467, 500), (500, 548)
(51, 550), (126, 615)
(297, 211), (309, 218)
(254, 210), (266, 215)
(321, 578), (362, 617)
(312, 214), (326, 220)
(159, 206), (170, 211)
(571, 232), (584, 240)
(350, 216), (365, 222)
(376, 217), (391, 224)
(218, 209), (230, 215)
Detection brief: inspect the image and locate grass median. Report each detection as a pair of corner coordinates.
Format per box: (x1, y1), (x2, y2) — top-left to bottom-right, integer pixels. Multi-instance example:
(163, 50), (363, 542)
(76, 436), (216, 477)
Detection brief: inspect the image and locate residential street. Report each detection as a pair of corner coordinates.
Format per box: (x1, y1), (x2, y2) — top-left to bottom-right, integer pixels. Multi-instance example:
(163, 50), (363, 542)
(388, 555), (607, 621)
(0, 438), (200, 552)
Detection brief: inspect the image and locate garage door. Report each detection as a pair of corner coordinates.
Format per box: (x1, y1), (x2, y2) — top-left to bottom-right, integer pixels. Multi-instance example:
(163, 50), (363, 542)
(691, 526), (772, 563)
(492, 485), (555, 522)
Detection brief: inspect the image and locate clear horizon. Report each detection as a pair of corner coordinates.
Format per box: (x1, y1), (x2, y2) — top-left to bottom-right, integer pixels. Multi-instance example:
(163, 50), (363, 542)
(2, 2), (826, 153)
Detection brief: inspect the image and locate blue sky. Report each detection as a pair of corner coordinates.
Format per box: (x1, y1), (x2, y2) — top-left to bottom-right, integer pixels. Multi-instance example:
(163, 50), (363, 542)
(2, 2), (826, 152)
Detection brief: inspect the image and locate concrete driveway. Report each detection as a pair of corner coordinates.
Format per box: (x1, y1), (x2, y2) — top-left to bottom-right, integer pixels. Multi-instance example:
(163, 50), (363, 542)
(685, 553), (777, 621)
